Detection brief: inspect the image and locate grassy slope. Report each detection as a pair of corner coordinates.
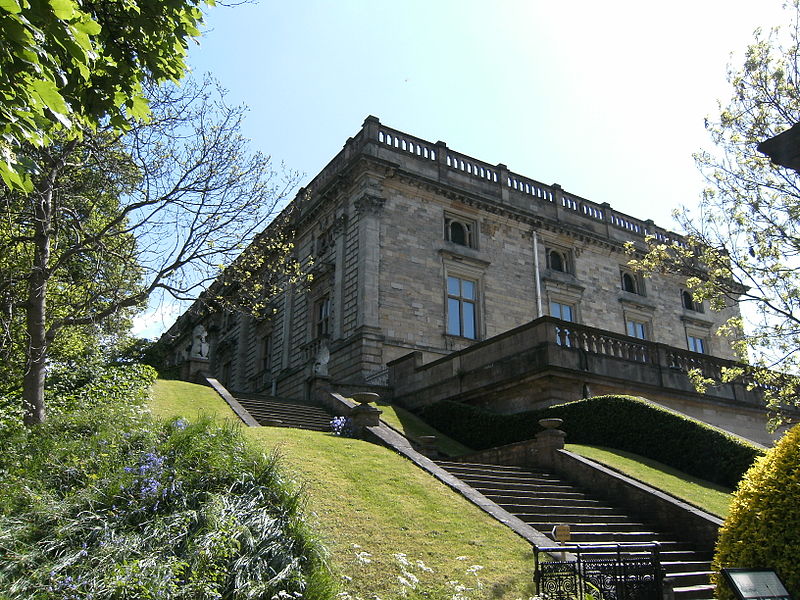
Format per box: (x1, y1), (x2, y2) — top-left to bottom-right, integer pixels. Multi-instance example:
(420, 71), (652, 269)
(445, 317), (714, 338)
(566, 443), (733, 517)
(150, 380), (535, 599)
(376, 401), (474, 457)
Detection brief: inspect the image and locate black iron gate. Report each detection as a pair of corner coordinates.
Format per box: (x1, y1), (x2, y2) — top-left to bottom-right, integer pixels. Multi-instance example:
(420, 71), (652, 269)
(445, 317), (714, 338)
(534, 544), (664, 600)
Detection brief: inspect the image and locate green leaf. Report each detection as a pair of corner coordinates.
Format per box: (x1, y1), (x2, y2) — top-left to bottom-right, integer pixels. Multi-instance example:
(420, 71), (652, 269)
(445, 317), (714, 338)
(127, 93), (150, 121)
(0, 0), (21, 14)
(30, 78), (72, 127)
(0, 161), (32, 192)
(73, 14), (101, 36)
(48, 0), (76, 20)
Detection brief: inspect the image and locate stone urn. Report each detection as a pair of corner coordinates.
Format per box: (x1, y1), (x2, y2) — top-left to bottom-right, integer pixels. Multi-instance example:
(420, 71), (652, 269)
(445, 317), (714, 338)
(352, 391), (380, 405)
(349, 392), (382, 432)
(538, 417), (563, 430)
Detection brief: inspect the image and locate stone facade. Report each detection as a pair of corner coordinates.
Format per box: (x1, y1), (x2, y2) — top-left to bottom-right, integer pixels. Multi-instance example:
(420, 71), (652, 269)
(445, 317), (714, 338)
(162, 116), (741, 412)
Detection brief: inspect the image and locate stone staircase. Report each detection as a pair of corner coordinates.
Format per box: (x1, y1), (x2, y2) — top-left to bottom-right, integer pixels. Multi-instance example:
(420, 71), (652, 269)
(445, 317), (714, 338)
(232, 393), (333, 431)
(436, 460), (716, 600)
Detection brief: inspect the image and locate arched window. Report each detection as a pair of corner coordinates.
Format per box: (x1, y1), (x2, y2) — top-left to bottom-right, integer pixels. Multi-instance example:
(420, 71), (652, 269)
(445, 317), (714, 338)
(444, 215), (475, 248)
(547, 249), (567, 272)
(449, 221), (467, 245)
(682, 290), (703, 312)
(622, 271), (644, 296)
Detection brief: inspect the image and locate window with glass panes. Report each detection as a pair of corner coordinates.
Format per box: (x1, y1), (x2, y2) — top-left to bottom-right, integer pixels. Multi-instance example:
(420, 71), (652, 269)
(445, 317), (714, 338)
(626, 319), (647, 339)
(314, 296), (331, 338)
(550, 301), (574, 322)
(446, 276), (477, 339)
(688, 335), (706, 354)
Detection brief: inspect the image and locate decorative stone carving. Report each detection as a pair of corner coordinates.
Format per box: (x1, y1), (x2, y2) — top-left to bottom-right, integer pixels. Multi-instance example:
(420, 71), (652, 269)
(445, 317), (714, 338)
(354, 193), (385, 215)
(191, 325), (209, 358)
(313, 340), (330, 376)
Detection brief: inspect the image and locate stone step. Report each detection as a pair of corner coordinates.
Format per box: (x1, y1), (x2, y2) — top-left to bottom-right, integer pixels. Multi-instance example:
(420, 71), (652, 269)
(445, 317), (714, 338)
(473, 486), (591, 500)
(516, 511), (632, 524)
(567, 531), (663, 543)
(454, 477), (577, 493)
(436, 460), (547, 474)
(486, 494), (611, 508)
(234, 395), (333, 431)
(439, 468), (562, 484)
(524, 520), (649, 533)
(663, 562), (714, 575)
(497, 503), (625, 516)
(669, 571), (716, 588)
(673, 583), (716, 600)
(434, 460), (716, 598)
(580, 550), (709, 565)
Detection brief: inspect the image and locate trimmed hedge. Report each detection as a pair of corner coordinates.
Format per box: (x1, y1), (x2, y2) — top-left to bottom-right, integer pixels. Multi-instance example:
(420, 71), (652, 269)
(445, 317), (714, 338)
(713, 424), (800, 600)
(420, 395), (763, 488)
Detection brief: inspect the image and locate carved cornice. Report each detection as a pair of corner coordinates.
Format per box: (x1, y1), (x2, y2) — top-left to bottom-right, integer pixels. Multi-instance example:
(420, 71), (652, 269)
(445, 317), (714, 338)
(354, 193), (385, 215)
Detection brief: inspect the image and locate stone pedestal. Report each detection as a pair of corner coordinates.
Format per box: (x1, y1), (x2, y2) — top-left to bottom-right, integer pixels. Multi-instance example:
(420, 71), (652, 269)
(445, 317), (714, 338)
(309, 375), (332, 407)
(534, 417), (566, 469)
(349, 392), (382, 437)
(184, 357), (210, 382)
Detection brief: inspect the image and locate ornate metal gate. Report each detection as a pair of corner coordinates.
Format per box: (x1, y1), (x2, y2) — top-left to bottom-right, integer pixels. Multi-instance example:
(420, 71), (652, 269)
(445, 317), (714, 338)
(534, 544), (664, 600)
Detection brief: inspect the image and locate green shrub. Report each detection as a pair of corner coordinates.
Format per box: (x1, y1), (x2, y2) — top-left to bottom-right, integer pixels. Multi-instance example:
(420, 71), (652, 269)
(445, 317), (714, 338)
(712, 424), (800, 600)
(420, 395), (763, 488)
(0, 364), (335, 599)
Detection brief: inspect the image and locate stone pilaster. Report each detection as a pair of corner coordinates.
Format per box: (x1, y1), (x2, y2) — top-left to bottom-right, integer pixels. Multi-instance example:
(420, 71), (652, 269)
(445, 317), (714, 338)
(354, 193), (385, 330)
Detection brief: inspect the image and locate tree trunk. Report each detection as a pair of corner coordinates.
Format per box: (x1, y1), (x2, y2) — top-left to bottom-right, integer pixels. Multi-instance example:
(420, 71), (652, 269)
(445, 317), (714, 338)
(22, 172), (55, 426)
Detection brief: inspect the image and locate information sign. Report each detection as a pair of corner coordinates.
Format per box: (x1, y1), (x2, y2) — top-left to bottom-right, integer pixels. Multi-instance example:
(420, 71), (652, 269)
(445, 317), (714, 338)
(722, 569), (793, 600)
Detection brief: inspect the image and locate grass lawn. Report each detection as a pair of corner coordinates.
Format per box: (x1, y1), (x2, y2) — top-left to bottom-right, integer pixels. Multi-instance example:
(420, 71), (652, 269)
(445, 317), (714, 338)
(376, 401), (474, 457)
(566, 443), (733, 518)
(150, 380), (537, 599)
(149, 378), (240, 423)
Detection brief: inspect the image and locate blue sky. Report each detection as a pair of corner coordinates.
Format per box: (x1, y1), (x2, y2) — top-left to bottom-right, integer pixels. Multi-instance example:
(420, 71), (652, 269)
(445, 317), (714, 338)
(134, 0), (789, 337)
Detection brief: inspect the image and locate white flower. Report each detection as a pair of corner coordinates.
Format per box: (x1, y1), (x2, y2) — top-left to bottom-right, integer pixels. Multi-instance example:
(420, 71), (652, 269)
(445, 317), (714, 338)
(401, 570), (419, 584)
(355, 551), (372, 564)
(455, 555), (468, 561)
(467, 564), (484, 574)
(392, 552), (410, 566)
(416, 559), (433, 573)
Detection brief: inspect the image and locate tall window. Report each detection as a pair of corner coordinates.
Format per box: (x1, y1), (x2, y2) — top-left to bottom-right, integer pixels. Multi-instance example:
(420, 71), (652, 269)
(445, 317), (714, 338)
(688, 335), (706, 354)
(314, 296), (331, 338)
(550, 301), (574, 322)
(261, 334), (273, 372)
(550, 301), (574, 347)
(626, 319), (647, 340)
(446, 276), (477, 339)
(444, 215), (475, 248)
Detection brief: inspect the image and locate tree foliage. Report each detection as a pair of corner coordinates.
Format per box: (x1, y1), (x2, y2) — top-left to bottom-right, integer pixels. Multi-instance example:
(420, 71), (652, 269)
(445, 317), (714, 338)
(1, 78), (303, 424)
(713, 424), (800, 600)
(0, 0), (212, 191)
(630, 2), (800, 424)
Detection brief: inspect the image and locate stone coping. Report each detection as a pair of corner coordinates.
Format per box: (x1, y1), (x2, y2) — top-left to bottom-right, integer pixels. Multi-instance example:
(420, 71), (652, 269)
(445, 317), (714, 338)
(205, 376), (260, 427)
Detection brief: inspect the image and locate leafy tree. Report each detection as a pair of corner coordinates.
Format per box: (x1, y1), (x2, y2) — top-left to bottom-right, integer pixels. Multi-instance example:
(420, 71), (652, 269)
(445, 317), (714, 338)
(0, 0), (212, 191)
(713, 424), (800, 600)
(630, 2), (800, 424)
(1, 78), (303, 425)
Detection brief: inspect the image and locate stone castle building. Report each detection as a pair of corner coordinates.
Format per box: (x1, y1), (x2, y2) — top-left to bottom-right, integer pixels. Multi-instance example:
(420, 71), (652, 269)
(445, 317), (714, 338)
(163, 116), (774, 442)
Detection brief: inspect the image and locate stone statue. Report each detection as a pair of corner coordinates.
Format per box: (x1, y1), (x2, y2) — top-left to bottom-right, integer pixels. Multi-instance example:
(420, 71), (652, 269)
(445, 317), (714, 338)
(191, 325), (209, 358)
(313, 340), (330, 376)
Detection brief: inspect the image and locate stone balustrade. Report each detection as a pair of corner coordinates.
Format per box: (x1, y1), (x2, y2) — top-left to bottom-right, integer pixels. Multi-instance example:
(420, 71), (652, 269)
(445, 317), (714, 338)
(388, 316), (768, 440)
(297, 115), (687, 249)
